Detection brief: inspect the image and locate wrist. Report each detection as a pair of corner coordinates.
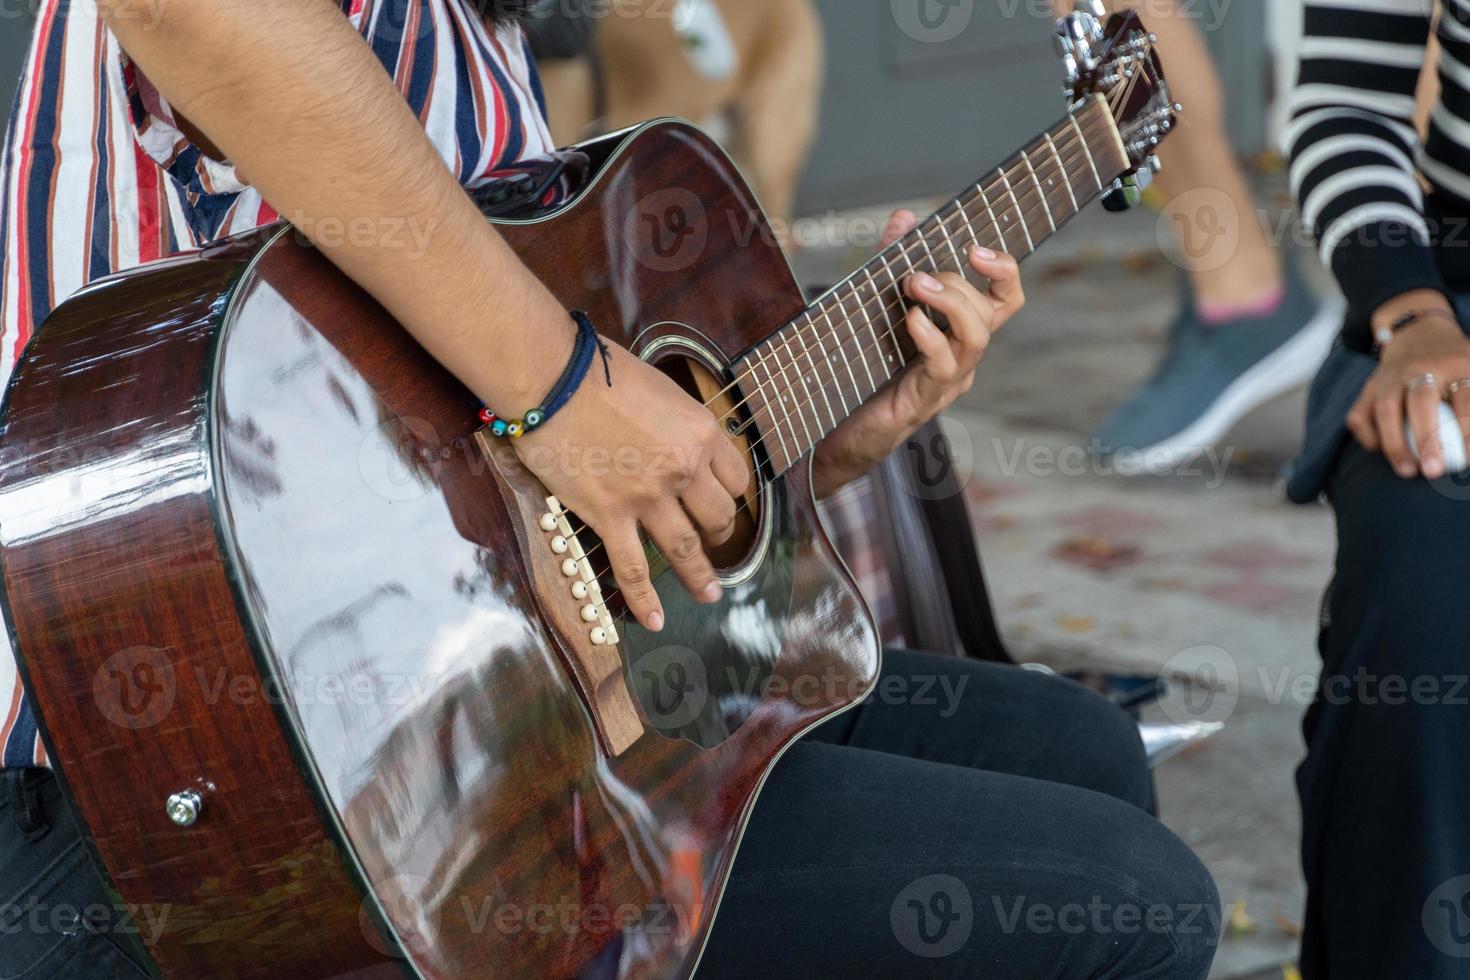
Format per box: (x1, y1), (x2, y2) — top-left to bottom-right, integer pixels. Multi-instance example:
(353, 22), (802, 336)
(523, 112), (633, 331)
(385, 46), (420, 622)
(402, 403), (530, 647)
(1371, 289), (1459, 350)
(482, 311), (609, 440)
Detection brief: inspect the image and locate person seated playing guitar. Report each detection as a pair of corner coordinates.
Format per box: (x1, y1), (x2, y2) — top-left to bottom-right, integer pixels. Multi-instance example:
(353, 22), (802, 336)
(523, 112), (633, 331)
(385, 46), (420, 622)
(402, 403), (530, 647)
(0, 2), (1219, 977)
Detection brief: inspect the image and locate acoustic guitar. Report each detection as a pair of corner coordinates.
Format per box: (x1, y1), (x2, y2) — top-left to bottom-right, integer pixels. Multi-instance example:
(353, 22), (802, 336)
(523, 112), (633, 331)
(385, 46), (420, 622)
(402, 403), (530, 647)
(0, 8), (1174, 978)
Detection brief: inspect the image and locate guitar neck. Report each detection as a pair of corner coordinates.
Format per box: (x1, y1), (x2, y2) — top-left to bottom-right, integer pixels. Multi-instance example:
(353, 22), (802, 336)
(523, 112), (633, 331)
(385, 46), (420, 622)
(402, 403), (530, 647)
(736, 95), (1129, 477)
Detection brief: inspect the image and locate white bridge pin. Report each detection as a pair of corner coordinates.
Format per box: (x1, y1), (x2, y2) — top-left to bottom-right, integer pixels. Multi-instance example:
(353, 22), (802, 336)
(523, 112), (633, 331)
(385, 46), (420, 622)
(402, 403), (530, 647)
(539, 513), (558, 532)
(581, 604), (600, 623)
(571, 581), (590, 600)
(562, 558), (579, 577)
(551, 536), (569, 554)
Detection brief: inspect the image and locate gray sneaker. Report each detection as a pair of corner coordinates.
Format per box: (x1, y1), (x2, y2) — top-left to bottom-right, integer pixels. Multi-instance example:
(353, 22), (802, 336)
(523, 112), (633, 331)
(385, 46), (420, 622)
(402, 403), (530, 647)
(1095, 261), (1345, 473)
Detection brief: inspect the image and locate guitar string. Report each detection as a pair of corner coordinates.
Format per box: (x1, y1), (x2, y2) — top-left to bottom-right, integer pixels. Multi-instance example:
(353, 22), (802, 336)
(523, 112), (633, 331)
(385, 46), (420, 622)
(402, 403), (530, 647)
(549, 112), (1112, 542)
(686, 108), (1118, 421)
(570, 120), (1121, 601)
(712, 59), (1154, 450)
(561, 73), (1155, 607)
(727, 58), (1159, 446)
(556, 113), (1120, 593)
(684, 51), (1151, 421)
(549, 118), (1107, 584)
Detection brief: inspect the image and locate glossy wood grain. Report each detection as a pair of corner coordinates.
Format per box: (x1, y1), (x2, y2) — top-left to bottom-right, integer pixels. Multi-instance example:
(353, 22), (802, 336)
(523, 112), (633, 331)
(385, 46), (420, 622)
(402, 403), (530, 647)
(0, 121), (881, 979)
(0, 249), (405, 979)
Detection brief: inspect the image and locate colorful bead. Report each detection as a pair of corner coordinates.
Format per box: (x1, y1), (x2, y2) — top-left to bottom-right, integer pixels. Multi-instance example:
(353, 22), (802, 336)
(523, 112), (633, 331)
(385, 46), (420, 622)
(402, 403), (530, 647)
(491, 419), (509, 437)
(507, 421), (525, 439)
(524, 408), (546, 429)
(479, 408), (497, 425)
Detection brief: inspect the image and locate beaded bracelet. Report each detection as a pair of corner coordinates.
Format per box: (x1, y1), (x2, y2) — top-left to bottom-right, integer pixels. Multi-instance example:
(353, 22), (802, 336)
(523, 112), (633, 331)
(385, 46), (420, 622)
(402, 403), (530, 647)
(480, 310), (612, 438)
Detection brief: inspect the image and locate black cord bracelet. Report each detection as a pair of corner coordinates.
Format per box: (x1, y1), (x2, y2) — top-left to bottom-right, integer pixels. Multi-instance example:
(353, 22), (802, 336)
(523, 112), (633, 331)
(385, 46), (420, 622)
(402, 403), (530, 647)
(479, 310), (612, 438)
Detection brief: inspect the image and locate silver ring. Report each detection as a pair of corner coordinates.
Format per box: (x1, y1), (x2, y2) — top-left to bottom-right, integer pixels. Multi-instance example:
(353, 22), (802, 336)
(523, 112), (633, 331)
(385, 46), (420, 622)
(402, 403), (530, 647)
(1450, 379), (1470, 396)
(1406, 373), (1440, 393)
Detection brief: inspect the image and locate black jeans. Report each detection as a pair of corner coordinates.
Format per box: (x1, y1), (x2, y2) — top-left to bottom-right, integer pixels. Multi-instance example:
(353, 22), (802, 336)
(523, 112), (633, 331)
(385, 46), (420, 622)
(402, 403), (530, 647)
(0, 768), (151, 978)
(0, 652), (1219, 979)
(1297, 442), (1470, 979)
(701, 649), (1220, 979)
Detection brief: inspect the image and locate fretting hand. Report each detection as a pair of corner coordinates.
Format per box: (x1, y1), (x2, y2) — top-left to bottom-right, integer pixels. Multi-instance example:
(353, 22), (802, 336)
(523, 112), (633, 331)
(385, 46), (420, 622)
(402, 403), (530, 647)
(811, 210), (1024, 499)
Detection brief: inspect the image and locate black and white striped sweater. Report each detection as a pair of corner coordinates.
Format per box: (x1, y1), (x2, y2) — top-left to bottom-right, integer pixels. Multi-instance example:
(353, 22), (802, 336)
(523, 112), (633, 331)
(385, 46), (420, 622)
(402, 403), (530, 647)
(1291, 0), (1470, 344)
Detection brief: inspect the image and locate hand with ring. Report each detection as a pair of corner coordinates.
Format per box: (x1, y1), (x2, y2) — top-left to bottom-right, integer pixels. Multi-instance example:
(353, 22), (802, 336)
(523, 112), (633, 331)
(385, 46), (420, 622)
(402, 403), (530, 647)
(1348, 289), (1470, 479)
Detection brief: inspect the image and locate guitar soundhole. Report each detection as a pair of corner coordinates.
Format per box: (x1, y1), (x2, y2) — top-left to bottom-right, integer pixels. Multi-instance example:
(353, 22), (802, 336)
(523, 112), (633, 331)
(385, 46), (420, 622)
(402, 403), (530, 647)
(655, 354), (765, 575)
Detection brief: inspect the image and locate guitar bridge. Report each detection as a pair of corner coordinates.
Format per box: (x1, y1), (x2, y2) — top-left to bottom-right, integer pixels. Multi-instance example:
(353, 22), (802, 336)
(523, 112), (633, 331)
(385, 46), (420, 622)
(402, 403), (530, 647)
(539, 497), (620, 648)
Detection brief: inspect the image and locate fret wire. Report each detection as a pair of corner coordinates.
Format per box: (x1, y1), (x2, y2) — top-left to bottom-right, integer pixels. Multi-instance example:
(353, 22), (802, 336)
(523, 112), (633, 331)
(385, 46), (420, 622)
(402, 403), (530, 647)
(870, 250), (910, 372)
(1068, 113), (1103, 192)
(798, 313), (841, 429)
(883, 229), (926, 368)
(1020, 149), (1057, 233)
(911, 219), (943, 297)
(996, 166), (1034, 253)
(859, 268), (895, 382)
(814, 303), (862, 414)
(744, 358), (790, 471)
(953, 191), (984, 255)
(777, 333), (821, 449)
(977, 185), (1008, 253)
(933, 207), (965, 269)
(1044, 132), (1079, 213)
(758, 340), (811, 456)
(749, 350), (793, 470)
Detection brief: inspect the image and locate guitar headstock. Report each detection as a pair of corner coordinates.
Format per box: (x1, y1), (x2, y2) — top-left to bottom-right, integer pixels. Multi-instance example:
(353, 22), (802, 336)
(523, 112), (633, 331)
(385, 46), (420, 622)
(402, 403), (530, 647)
(1057, 3), (1179, 208)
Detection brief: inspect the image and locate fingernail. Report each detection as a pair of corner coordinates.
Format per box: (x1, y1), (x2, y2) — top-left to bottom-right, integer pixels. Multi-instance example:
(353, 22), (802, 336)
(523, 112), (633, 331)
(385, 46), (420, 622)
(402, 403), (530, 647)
(916, 272), (944, 293)
(1425, 458), (1445, 479)
(1397, 462), (1417, 478)
(648, 610), (665, 632)
(700, 582), (723, 604)
(970, 244), (997, 260)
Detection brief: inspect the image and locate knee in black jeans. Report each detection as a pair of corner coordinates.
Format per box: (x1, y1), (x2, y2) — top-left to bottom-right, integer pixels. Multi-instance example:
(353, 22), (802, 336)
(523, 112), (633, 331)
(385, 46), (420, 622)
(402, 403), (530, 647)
(0, 770), (152, 979)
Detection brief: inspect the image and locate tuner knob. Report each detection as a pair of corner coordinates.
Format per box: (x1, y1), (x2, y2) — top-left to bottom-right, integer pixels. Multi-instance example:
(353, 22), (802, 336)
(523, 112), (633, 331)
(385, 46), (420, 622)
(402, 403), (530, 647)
(1074, 0), (1105, 17)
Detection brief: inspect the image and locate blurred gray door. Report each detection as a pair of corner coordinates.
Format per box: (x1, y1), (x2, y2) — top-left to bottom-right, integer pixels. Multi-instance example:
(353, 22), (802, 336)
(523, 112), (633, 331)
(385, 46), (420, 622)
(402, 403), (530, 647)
(1, 11), (36, 116)
(796, 0), (1267, 214)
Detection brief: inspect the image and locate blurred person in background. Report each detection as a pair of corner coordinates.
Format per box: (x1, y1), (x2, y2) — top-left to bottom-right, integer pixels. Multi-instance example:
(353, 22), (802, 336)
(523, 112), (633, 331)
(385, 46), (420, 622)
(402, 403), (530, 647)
(1288, 0), (1470, 977)
(1076, 0), (1344, 469)
(531, 0), (822, 228)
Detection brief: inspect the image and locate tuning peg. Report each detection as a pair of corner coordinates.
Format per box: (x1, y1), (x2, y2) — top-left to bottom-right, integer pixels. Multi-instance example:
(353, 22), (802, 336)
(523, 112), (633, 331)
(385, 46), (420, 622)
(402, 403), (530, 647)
(1102, 169), (1153, 212)
(1055, 31), (1080, 92)
(1074, 0), (1106, 16)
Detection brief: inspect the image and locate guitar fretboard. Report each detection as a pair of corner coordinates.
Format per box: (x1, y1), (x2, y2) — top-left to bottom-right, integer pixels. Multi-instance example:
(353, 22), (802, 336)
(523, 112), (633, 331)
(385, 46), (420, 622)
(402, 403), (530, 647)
(737, 96), (1128, 476)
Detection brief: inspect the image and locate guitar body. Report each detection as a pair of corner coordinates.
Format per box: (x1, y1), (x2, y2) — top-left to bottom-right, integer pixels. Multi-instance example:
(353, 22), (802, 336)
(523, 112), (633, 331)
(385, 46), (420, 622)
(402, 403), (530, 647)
(0, 121), (879, 979)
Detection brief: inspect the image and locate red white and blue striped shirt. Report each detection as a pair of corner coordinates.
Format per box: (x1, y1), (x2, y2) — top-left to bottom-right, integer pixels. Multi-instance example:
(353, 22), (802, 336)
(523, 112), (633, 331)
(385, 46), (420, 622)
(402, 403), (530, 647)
(0, 0), (555, 769)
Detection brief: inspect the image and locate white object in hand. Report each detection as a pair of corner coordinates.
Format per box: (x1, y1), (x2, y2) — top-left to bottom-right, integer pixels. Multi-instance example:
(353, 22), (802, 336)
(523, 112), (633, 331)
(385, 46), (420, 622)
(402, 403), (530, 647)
(1406, 401), (1470, 475)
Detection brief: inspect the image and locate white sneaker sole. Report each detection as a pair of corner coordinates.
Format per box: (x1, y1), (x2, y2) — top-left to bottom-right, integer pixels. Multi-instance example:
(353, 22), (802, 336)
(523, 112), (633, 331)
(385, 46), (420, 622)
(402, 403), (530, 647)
(1111, 295), (1348, 476)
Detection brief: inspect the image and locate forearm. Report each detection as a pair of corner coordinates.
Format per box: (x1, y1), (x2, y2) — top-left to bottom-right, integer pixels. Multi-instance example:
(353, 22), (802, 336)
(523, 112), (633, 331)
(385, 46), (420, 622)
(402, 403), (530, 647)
(1288, 0), (1445, 339)
(102, 0), (572, 410)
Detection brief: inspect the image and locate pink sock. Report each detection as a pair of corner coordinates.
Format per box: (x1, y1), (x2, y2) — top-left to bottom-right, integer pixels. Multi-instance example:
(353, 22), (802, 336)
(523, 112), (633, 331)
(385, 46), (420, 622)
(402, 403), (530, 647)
(1196, 282), (1286, 326)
